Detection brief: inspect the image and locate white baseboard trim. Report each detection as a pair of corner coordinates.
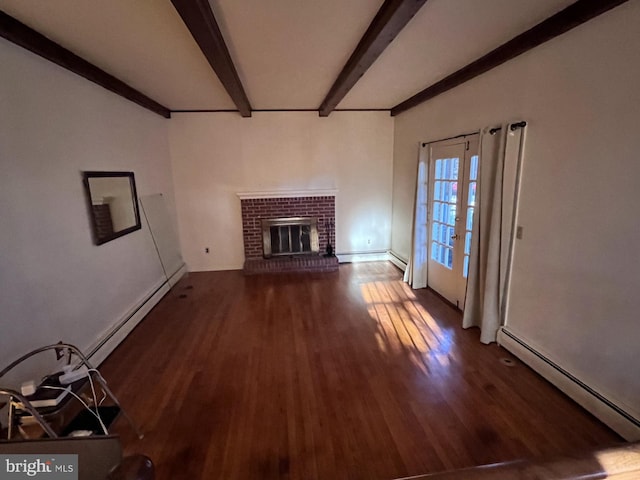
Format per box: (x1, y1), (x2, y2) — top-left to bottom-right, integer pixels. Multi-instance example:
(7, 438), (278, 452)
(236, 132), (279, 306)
(388, 251), (408, 271)
(166, 263), (187, 288)
(336, 250), (390, 263)
(85, 277), (171, 367)
(498, 327), (640, 441)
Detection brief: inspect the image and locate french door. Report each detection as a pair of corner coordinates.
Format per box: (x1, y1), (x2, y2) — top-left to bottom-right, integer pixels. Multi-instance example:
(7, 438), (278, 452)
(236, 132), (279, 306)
(427, 136), (478, 309)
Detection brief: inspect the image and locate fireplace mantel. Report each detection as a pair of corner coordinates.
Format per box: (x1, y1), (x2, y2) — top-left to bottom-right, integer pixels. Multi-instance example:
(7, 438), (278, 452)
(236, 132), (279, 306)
(236, 189), (338, 200)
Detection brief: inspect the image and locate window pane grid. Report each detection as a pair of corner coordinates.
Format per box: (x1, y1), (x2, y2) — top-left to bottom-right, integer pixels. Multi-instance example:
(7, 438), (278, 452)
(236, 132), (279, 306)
(431, 242), (453, 269)
(431, 155), (461, 271)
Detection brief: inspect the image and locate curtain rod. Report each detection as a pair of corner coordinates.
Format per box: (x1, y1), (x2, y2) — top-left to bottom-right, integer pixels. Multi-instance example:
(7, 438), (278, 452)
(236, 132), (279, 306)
(421, 121), (527, 146)
(421, 131), (478, 148)
(490, 121), (527, 136)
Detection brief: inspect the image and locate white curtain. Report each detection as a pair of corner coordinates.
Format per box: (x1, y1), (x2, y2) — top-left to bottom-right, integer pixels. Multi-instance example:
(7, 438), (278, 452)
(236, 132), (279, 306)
(404, 144), (429, 288)
(463, 123), (526, 343)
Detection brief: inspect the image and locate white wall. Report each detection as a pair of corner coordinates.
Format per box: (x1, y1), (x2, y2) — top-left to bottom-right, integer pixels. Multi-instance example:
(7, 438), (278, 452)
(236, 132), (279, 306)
(392, 2), (640, 423)
(168, 111), (394, 271)
(0, 39), (177, 385)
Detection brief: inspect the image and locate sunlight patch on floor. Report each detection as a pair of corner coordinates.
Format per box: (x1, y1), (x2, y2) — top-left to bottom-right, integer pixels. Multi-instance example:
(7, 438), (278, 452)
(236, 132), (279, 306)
(595, 446), (640, 477)
(360, 279), (455, 375)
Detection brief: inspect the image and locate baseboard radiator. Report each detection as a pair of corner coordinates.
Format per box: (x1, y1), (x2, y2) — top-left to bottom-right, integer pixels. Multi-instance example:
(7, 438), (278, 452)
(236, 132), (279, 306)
(336, 250), (390, 263)
(498, 327), (640, 442)
(388, 251), (408, 271)
(85, 264), (187, 367)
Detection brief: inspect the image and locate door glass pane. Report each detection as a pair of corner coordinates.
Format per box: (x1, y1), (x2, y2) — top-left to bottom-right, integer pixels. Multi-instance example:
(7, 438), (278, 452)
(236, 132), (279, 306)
(468, 181), (476, 206)
(463, 255), (470, 278)
(465, 231), (472, 255)
(441, 158), (458, 180)
(434, 181), (442, 201)
(431, 242), (438, 261)
(445, 248), (453, 268)
(433, 202), (441, 221)
(441, 204), (448, 224)
(470, 155), (479, 181)
(447, 205), (456, 226)
(446, 226), (455, 246)
(435, 159), (442, 179)
(466, 207), (474, 230)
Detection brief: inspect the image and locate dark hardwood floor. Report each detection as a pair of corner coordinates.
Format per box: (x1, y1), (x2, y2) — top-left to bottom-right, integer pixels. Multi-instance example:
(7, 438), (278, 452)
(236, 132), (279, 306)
(100, 262), (620, 480)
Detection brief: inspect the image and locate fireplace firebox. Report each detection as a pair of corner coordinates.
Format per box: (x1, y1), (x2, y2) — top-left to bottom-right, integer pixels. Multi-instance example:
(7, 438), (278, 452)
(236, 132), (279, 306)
(261, 217), (319, 258)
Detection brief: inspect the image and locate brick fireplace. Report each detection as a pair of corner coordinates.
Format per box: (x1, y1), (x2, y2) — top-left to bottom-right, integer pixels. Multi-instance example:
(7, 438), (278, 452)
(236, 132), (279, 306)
(239, 192), (339, 274)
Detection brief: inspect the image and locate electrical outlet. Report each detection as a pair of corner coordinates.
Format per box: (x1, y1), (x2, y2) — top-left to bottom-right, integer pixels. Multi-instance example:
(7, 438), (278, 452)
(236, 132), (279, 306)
(205, 247), (210, 253)
(516, 226), (524, 240)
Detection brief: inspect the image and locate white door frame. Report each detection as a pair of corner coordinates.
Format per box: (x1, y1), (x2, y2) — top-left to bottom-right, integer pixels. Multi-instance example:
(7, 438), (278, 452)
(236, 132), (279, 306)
(425, 134), (479, 308)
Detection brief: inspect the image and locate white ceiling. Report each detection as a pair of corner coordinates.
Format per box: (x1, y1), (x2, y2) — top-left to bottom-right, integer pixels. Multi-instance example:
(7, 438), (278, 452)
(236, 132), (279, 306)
(212, 0), (383, 109)
(0, 0), (236, 109)
(339, 0), (578, 108)
(0, 0), (579, 112)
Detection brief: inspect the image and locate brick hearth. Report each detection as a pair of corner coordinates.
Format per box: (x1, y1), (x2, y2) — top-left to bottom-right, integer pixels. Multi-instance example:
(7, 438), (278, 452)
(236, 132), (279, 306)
(243, 255), (338, 275)
(240, 195), (337, 273)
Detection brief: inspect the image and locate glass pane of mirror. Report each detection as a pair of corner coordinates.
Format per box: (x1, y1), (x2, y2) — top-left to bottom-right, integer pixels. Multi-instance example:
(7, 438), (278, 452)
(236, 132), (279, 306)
(84, 172), (141, 245)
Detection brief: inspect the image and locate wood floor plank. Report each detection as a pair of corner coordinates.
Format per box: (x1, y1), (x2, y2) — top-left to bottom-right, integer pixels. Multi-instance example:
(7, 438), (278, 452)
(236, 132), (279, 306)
(99, 262), (621, 480)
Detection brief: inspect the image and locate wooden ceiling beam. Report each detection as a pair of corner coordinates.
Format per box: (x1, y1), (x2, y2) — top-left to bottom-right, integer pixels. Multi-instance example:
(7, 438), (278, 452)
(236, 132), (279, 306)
(0, 11), (171, 118)
(391, 0), (629, 116)
(318, 0), (429, 117)
(171, 0), (252, 117)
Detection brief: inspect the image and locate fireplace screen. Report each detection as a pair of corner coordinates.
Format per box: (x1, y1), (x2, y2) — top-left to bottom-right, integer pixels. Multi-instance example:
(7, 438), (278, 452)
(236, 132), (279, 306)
(262, 217), (319, 258)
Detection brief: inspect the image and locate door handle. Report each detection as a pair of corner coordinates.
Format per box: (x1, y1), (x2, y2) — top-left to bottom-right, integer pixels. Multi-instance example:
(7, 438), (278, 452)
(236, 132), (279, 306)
(451, 234), (460, 240)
